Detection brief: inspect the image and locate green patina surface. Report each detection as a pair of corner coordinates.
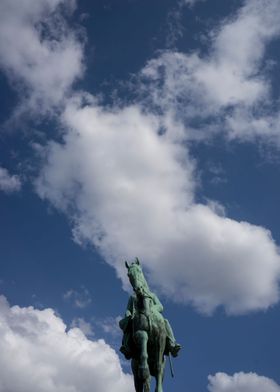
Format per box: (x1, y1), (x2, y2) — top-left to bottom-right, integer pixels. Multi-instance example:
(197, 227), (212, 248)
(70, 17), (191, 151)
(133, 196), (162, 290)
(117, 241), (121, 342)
(119, 258), (181, 392)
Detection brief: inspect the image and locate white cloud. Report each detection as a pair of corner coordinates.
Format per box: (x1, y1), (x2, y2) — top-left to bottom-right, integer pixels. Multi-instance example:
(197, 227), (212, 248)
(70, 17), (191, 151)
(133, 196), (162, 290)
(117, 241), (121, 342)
(141, 0), (280, 142)
(0, 295), (132, 392)
(0, 0), (84, 113)
(35, 98), (280, 314)
(0, 166), (21, 193)
(63, 287), (92, 308)
(208, 372), (280, 392)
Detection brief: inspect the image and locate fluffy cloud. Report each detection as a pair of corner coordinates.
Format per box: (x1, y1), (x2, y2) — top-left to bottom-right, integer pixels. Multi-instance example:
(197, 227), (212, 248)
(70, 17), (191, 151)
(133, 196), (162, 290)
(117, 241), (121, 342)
(0, 295), (132, 392)
(0, 0), (84, 112)
(0, 166), (21, 193)
(36, 99), (280, 314)
(208, 372), (280, 392)
(141, 0), (280, 141)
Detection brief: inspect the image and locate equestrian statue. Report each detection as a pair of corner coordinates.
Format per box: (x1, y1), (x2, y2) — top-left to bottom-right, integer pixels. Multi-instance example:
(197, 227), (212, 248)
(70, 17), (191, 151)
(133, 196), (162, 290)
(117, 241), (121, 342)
(119, 258), (181, 392)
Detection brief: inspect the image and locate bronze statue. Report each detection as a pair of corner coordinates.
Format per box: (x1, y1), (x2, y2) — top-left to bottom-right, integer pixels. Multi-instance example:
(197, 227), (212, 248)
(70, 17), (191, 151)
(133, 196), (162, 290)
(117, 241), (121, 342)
(119, 258), (181, 392)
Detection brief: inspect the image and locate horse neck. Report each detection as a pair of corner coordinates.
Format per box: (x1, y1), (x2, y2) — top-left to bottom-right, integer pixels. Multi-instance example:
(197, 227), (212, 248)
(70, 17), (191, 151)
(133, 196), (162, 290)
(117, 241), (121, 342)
(138, 277), (152, 298)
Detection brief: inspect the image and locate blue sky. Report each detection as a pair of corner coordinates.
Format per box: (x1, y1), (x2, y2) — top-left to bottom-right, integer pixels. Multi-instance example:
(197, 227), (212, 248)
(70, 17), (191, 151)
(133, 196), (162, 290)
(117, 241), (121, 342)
(1, 0), (280, 391)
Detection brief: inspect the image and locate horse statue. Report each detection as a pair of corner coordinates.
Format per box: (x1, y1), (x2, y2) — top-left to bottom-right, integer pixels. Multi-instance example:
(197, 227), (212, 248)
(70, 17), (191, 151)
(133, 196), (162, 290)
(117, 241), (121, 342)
(119, 258), (181, 392)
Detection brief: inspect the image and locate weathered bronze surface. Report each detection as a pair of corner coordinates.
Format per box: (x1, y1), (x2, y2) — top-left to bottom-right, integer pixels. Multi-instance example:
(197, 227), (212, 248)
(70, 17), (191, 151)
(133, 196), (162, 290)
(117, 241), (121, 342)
(119, 258), (181, 392)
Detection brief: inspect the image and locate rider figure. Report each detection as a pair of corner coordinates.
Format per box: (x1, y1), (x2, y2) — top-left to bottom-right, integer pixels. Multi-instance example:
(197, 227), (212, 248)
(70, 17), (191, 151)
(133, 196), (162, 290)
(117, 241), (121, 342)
(119, 290), (181, 359)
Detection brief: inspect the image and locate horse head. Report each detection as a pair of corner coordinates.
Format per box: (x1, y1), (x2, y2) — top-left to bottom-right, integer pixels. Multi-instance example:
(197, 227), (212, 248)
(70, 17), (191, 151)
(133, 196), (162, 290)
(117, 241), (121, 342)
(125, 258), (149, 297)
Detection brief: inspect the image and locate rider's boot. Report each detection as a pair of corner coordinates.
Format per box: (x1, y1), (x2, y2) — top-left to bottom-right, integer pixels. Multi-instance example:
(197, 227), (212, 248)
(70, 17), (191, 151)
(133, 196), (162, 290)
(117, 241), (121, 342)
(168, 339), (181, 357)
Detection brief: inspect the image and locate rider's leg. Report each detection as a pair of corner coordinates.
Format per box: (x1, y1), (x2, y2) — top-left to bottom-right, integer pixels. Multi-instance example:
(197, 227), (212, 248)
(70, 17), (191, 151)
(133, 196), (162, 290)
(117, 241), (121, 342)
(164, 319), (181, 357)
(165, 319), (175, 342)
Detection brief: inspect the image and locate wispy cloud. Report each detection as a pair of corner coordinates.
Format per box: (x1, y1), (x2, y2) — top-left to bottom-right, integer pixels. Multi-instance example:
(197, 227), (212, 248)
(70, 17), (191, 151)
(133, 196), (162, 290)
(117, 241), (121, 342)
(70, 317), (94, 337)
(0, 167), (21, 193)
(94, 316), (122, 338)
(183, 0), (206, 7)
(63, 286), (92, 309)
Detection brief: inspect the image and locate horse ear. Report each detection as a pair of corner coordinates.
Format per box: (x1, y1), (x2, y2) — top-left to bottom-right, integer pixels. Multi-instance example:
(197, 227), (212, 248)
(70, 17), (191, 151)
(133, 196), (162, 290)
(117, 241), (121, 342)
(135, 257), (140, 265)
(125, 261), (129, 269)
